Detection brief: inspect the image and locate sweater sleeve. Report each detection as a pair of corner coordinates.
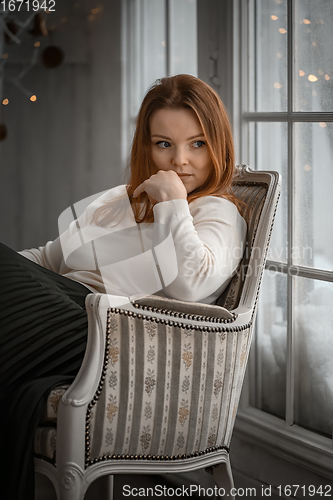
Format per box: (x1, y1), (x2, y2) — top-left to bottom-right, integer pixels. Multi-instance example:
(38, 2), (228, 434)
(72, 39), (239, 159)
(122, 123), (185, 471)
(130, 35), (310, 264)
(152, 196), (247, 303)
(17, 186), (124, 274)
(18, 236), (69, 274)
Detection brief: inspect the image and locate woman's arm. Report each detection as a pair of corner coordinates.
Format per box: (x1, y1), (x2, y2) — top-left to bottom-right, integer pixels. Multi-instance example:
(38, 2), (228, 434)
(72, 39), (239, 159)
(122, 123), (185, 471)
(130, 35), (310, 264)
(17, 188), (116, 274)
(152, 196), (247, 303)
(18, 236), (73, 275)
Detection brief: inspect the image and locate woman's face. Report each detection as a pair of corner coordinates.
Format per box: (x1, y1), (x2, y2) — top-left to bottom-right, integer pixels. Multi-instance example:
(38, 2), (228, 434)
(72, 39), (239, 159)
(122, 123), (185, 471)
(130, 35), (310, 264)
(150, 107), (212, 194)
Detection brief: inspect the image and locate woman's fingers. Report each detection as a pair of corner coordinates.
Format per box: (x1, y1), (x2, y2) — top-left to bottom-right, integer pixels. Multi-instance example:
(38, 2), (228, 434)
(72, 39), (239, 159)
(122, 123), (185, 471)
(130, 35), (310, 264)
(132, 171), (187, 202)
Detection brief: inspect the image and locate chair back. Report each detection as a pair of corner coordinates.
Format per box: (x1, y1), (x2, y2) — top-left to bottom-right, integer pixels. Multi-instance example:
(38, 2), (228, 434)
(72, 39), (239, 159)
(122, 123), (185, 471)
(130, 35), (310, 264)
(217, 165), (280, 313)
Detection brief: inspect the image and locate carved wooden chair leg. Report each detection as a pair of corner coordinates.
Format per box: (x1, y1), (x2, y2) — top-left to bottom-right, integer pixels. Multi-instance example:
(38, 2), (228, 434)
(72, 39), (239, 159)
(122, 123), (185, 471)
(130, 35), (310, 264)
(211, 458), (235, 500)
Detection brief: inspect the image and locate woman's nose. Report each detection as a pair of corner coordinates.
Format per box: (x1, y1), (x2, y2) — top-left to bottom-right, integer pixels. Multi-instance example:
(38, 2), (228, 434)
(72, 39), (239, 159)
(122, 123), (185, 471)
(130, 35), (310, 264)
(171, 147), (189, 166)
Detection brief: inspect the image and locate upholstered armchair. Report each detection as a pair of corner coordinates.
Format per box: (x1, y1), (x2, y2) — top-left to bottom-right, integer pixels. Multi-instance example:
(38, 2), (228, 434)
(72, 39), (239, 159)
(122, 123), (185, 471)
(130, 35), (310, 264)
(34, 165), (281, 500)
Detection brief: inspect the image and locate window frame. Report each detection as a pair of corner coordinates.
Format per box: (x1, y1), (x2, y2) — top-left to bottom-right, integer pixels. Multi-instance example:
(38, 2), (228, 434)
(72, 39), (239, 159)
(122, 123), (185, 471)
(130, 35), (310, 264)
(232, 0), (333, 477)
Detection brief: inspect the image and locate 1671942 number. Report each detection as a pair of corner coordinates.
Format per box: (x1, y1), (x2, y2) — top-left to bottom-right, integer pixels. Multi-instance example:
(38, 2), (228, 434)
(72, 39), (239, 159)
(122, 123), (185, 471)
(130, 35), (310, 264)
(277, 485), (332, 497)
(1, 1), (56, 12)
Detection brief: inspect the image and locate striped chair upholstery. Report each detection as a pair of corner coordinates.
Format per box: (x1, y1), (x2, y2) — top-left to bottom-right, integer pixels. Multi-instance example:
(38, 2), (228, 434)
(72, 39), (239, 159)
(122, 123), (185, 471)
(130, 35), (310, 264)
(35, 166), (280, 500)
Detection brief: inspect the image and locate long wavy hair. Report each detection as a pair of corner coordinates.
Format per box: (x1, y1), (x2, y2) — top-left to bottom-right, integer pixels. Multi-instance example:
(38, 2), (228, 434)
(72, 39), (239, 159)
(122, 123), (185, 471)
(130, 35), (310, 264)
(92, 74), (240, 226)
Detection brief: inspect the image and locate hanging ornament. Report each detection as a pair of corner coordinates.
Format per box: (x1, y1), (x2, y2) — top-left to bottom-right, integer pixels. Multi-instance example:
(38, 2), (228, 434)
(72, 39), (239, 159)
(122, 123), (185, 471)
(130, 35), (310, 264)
(42, 46), (65, 68)
(29, 13), (49, 37)
(0, 124), (8, 141)
(4, 21), (19, 44)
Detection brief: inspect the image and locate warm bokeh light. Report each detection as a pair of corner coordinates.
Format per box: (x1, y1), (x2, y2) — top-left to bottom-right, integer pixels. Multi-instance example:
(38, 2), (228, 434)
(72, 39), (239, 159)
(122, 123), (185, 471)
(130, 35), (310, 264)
(299, 70), (305, 76)
(319, 122), (327, 128)
(303, 19), (311, 24)
(325, 74), (330, 81)
(2, 98), (9, 105)
(30, 95), (37, 102)
(312, 41), (317, 46)
(308, 75), (318, 82)
(279, 28), (287, 34)
(304, 164), (312, 172)
(273, 82), (282, 89)
(34, 41), (41, 47)
(91, 7), (102, 14)
(271, 15), (278, 20)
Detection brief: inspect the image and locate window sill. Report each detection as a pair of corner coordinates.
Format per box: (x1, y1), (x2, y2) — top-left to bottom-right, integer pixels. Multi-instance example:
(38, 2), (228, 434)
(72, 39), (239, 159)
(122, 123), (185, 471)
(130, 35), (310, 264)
(233, 406), (333, 480)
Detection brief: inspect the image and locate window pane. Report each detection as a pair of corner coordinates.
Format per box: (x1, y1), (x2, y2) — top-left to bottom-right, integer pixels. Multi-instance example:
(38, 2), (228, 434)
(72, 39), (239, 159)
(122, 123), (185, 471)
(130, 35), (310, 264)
(252, 122), (288, 262)
(253, 270), (287, 419)
(294, 277), (333, 438)
(169, 0), (197, 77)
(294, 123), (333, 271)
(294, 0), (333, 112)
(251, 0), (287, 112)
(142, 0), (167, 94)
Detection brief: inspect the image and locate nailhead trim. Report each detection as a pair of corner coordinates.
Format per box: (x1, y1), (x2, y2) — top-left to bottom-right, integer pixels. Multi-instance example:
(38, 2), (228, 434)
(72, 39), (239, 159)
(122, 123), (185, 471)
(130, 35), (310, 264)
(85, 308), (112, 465)
(34, 452), (56, 465)
(107, 307), (246, 333)
(86, 444), (230, 467)
(132, 302), (237, 324)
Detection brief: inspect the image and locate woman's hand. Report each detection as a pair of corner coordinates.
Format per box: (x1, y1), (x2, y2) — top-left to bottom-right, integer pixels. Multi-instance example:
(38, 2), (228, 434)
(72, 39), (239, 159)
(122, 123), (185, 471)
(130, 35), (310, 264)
(132, 170), (187, 204)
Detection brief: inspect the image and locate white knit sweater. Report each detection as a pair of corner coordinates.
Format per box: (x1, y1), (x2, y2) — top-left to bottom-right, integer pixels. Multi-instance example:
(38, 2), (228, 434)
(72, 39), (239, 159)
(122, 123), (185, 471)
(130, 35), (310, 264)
(18, 185), (247, 305)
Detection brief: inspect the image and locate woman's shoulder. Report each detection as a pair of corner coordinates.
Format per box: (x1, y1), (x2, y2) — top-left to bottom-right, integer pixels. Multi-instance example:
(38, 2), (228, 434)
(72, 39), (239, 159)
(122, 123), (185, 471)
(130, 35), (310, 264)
(189, 195), (242, 220)
(189, 195), (247, 240)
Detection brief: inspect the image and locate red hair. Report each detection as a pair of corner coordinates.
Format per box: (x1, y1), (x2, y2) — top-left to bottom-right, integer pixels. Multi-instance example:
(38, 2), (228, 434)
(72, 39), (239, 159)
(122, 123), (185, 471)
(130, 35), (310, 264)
(93, 74), (240, 225)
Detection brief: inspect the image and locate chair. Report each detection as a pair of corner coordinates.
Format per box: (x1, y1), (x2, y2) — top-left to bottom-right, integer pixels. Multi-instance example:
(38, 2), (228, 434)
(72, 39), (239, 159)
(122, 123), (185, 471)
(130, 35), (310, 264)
(34, 165), (281, 499)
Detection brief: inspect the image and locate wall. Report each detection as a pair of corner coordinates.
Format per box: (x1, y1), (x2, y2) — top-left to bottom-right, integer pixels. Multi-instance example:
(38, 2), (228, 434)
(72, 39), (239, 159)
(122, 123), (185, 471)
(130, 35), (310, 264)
(0, 0), (123, 251)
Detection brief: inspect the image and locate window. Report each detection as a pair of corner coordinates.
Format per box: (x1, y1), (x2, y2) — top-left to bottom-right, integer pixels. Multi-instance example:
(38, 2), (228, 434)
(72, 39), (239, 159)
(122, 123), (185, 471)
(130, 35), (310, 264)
(121, 0), (197, 168)
(235, 0), (333, 473)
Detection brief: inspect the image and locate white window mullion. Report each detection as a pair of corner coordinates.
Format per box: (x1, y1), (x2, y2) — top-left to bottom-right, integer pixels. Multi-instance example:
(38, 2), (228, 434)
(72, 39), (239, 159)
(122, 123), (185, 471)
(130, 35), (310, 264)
(285, 0), (295, 427)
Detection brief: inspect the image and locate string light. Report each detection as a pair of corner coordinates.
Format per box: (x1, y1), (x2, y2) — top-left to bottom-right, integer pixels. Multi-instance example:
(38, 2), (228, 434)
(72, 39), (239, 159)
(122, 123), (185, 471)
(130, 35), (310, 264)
(325, 74), (330, 81)
(2, 98), (9, 105)
(303, 19), (311, 24)
(30, 95), (37, 102)
(279, 28), (287, 34)
(273, 83), (282, 89)
(308, 75), (318, 82)
(319, 123), (327, 128)
(304, 164), (312, 172)
(299, 70), (305, 76)
(271, 15), (278, 20)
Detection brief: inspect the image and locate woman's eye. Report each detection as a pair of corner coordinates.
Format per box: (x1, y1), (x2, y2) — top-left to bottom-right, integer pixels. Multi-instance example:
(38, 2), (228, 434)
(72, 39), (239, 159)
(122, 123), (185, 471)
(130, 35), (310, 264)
(193, 140), (205, 148)
(156, 141), (170, 148)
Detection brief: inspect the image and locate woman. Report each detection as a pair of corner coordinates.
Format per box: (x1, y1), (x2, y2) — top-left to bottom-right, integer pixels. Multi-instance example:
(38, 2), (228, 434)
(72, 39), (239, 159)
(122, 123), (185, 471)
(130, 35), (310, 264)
(0, 74), (246, 499)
